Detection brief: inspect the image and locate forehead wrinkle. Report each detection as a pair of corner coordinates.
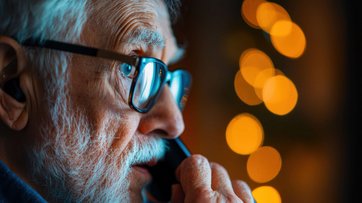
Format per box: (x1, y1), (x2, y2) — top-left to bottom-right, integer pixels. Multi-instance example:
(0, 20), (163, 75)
(91, 0), (160, 51)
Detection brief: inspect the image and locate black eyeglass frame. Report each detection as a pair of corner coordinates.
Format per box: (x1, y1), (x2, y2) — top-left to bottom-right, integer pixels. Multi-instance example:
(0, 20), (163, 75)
(21, 38), (191, 113)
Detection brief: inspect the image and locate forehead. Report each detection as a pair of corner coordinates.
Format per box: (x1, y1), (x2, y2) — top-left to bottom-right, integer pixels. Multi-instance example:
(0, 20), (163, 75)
(85, 0), (175, 54)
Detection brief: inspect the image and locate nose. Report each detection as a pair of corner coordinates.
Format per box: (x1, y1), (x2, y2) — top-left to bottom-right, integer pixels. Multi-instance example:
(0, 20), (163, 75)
(138, 86), (185, 139)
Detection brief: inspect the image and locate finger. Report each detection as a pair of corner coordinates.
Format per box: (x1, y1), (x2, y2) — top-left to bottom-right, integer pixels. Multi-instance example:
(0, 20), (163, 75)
(170, 184), (184, 203)
(176, 154), (212, 195)
(232, 180), (254, 203)
(210, 162), (233, 193)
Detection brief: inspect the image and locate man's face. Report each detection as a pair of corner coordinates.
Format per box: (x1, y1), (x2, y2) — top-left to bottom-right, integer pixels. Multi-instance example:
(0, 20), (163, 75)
(26, 0), (185, 202)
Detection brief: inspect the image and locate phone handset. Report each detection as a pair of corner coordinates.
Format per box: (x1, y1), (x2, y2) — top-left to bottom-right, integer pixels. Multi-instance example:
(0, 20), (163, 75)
(146, 138), (191, 202)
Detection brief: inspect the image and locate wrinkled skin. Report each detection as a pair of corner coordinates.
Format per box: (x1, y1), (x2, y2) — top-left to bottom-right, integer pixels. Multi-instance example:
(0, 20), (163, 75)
(0, 0), (253, 202)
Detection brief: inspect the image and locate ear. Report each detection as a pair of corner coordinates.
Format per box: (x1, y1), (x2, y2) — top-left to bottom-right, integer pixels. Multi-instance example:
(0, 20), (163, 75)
(0, 36), (28, 131)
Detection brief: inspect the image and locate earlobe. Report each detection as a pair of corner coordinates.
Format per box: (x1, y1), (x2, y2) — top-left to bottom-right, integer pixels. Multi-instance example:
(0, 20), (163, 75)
(0, 89), (28, 130)
(0, 36), (29, 131)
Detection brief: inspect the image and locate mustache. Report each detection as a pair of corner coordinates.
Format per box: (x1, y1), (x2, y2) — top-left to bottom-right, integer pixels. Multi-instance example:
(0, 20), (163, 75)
(127, 136), (168, 167)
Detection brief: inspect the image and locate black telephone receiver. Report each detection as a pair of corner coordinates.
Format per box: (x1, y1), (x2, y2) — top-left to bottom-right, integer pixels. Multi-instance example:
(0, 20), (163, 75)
(146, 138), (191, 202)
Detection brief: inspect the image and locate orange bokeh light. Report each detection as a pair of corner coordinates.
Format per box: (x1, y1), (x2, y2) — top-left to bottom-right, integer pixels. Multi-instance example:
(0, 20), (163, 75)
(271, 20), (307, 58)
(241, 0), (266, 28)
(254, 68), (285, 100)
(239, 48), (275, 87)
(226, 113), (264, 155)
(254, 68), (275, 89)
(256, 2), (291, 33)
(247, 146), (282, 183)
(252, 186), (282, 203)
(262, 75), (298, 115)
(234, 70), (263, 106)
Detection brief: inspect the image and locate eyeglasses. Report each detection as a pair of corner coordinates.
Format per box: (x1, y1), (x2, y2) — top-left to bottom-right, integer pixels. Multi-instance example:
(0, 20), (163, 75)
(21, 39), (192, 113)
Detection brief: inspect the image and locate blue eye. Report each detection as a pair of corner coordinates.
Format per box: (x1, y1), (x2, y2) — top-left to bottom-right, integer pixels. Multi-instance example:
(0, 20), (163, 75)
(119, 63), (134, 77)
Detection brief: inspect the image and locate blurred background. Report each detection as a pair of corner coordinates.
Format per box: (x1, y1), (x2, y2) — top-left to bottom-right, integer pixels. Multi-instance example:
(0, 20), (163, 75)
(172, 0), (361, 202)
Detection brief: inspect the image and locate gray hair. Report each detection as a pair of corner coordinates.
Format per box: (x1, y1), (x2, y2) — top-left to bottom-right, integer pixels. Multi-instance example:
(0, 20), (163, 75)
(0, 0), (88, 138)
(0, 0), (181, 80)
(1, 0), (87, 87)
(0, 0), (181, 42)
(0, 1), (87, 42)
(1, 1), (179, 200)
(0, 0), (182, 131)
(0, 0), (88, 120)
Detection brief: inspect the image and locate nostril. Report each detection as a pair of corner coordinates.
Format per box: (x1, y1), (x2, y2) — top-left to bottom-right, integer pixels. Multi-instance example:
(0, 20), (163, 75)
(152, 129), (168, 138)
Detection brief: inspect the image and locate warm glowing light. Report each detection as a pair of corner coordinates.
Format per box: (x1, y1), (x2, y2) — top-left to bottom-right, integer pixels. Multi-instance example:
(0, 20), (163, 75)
(271, 21), (306, 58)
(256, 2), (291, 33)
(263, 75), (298, 115)
(274, 69), (285, 76)
(239, 49), (274, 87)
(252, 186), (282, 203)
(241, 0), (266, 28)
(247, 146), (282, 183)
(254, 87), (263, 101)
(254, 69), (284, 100)
(234, 71), (263, 106)
(269, 20), (293, 37)
(254, 68), (275, 89)
(226, 113), (264, 155)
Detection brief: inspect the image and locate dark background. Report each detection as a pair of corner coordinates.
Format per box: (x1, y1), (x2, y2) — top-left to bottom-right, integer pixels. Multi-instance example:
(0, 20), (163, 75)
(172, 0), (361, 202)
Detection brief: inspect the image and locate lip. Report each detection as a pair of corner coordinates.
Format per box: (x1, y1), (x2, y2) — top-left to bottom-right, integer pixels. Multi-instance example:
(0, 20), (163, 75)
(131, 158), (158, 178)
(147, 159), (158, 167)
(131, 165), (152, 183)
(132, 165), (150, 174)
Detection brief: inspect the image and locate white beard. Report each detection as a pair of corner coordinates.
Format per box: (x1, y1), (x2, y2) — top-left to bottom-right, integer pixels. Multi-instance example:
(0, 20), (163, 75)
(27, 83), (166, 202)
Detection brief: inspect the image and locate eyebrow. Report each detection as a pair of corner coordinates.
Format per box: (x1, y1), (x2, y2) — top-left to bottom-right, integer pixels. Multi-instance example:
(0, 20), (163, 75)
(127, 28), (165, 48)
(126, 27), (185, 65)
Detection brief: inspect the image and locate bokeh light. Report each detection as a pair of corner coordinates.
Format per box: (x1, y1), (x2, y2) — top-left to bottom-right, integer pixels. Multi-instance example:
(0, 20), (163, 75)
(254, 68), (275, 89)
(256, 2), (291, 33)
(254, 68), (285, 100)
(226, 113), (264, 155)
(254, 87), (263, 101)
(274, 69), (285, 76)
(239, 48), (275, 87)
(241, 0), (266, 28)
(252, 186), (282, 203)
(271, 21), (306, 58)
(262, 75), (298, 115)
(247, 146), (282, 183)
(234, 70), (263, 105)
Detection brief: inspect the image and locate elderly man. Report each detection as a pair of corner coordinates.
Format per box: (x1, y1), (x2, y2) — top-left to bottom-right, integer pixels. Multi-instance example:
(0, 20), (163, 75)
(0, 0), (253, 202)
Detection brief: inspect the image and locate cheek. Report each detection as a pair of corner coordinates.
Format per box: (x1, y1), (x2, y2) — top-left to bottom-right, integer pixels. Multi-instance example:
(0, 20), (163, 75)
(68, 57), (141, 152)
(74, 68), (130, 114)
(69, 54), (113, 106)
(109, 114), (140, 153)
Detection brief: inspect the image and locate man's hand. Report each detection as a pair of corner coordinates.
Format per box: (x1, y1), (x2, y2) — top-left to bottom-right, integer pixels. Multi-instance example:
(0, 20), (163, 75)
(171, 154), (254, 203)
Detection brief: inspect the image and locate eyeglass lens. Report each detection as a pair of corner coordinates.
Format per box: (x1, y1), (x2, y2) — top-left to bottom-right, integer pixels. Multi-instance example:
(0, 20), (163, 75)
(132, 62), (163, 110)
(132, 62), (191, 112)
(168, 70), (191, 110)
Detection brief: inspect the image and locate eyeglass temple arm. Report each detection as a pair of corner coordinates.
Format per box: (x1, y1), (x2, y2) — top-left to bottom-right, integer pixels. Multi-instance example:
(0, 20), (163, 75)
(21, 39), (138, 65)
